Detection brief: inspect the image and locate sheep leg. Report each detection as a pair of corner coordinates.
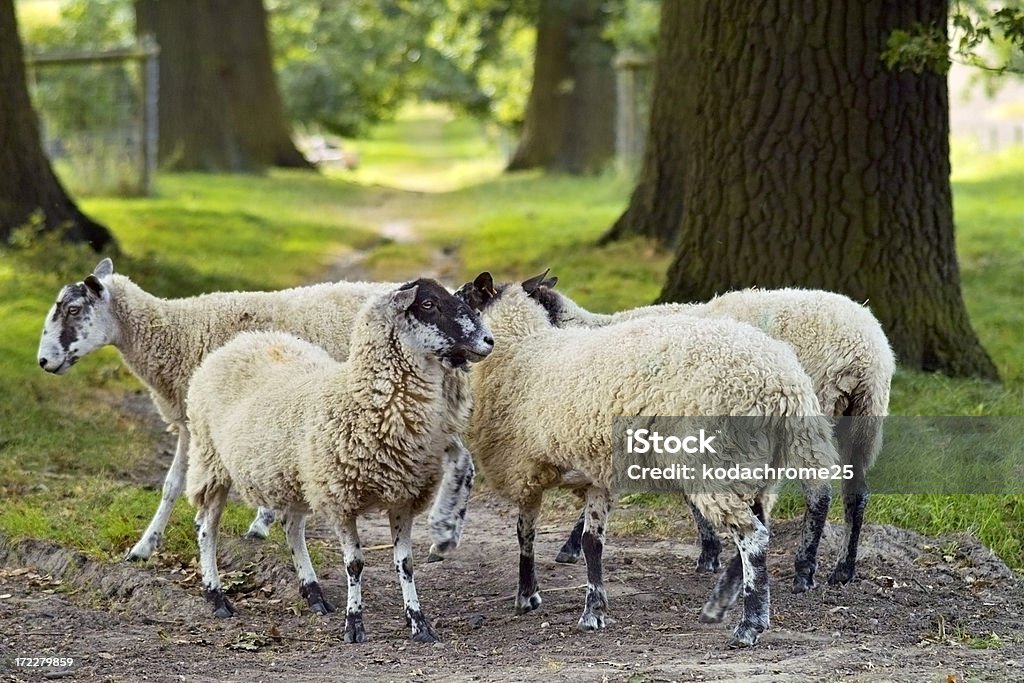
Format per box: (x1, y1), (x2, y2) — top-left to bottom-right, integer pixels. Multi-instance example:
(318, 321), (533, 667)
(196, 485), (235, 618)
(726, 503), (771, 648)
(243, 507), (276, 540)
(699, 499), (767, 625)
(282, 510), (334, 615)
(691, 501), (723, 573)
(514, 495), (543, 615)
(792, 480), (832, 593)
(577, 487), (610, 632)
(555, 510), (584, 564)
(390, 507), (438, 643)
(335, 517), (366, 643)
(829, 467), (868, 585)
(699, 552), (743, 623)
(125, 427), (190, 561)
(427, 437), (475, 562)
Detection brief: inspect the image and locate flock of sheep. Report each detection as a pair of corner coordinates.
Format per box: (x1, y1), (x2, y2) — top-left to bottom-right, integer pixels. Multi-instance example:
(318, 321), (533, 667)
(36, 258), (895, 648)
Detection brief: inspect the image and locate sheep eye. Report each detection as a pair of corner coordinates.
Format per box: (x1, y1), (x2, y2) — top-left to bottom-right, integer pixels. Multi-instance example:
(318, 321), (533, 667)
(421, 300), (435, 310)
(67, 305), (81, 316)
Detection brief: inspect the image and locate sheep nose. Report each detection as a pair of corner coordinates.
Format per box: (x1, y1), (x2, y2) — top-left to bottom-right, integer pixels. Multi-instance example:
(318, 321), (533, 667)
(39, 357), (49, 369)
(483, 335), (494, 347)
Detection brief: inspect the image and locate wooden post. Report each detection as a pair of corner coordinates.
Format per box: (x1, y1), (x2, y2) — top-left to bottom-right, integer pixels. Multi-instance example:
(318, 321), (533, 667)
(140, 34), (159, 196)
(614, 50), (652, 177)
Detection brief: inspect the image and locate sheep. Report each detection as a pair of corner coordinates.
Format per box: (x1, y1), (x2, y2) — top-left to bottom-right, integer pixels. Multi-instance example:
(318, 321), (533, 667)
(185, 279), (494, 643)
(525, 280), (895, 589)
(36, 258), (477, 563)
(458, 272), (839, 647)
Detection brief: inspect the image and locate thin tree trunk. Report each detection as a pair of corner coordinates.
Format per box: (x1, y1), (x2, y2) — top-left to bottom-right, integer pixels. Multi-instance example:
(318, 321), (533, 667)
(0, 0), (115, 251)
(657, 0), (997, 379)
(507, 0), (616, 174)
(135, 0), (311, 172)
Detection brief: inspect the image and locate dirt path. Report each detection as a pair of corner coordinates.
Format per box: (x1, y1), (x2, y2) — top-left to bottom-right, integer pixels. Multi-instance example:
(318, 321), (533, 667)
(1, 492), (1022, 682)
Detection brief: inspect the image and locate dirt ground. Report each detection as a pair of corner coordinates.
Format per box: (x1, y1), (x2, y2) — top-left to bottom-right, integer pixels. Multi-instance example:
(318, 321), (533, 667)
(2, 467), (1023, 683)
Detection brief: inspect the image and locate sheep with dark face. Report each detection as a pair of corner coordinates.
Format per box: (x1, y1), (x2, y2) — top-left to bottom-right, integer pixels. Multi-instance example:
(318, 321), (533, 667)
(524, 279), (894, 589)
(185, 280), (493, 643)
(36, 259), (478, 563)
(458, 272), (837, 647)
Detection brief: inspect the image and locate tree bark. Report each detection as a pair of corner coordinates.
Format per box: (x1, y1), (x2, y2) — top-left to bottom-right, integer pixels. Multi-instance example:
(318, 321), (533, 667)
(135, 0), (312, 172)
(655, 0), (997, 379)
(507, 0), (616, 174)
(0, 0), (115, 251)
(600, 0), (690, 245)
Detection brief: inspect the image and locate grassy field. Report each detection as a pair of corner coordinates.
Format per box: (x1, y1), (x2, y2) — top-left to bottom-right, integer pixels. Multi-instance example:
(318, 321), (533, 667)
(1, 107), (1022, 573)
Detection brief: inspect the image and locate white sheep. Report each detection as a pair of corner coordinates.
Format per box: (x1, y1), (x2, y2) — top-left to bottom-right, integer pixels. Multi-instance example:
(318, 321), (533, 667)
(526, 280), (894, 589)
(185, 279), (493, 643)
(459, 273), (839, 647)
(36, 259), (477, 562)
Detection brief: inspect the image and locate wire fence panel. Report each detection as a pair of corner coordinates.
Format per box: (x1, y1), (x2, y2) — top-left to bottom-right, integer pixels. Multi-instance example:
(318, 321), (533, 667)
(25, 37), (158, 197)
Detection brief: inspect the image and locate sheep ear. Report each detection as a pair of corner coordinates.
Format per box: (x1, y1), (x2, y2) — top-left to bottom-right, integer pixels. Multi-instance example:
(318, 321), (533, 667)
(542, 276), (558, 289)
(84, 275), (105, 298)
(473, 271), (495, 295)
(521, 269), (551, 295)
(92, 258), (114, 279)
(392, 285), (418, 311)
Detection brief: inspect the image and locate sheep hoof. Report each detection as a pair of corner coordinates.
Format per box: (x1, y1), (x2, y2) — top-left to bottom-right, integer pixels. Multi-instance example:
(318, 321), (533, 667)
(728, 624), (762, 648)
(203, 588), (236, 618)
(554, 550), (579, 564)
(300, 581), (335, 615)
(827, 564), (855, 585)
(123, 549), (148, 563)
(411, 624), (440, 644)
(514, 592), (542, 615)
(427, 541), (455, 561)
(242, 529), (268, 541)
(792, 574), (816, 593)
(124, 534), (159, 562)
(311, 598), (335, 615)
(576, 612), (606, 632)
(343, 613), (366, 643)
(699, 603), (725, 624)
(695, 554), (721, 573)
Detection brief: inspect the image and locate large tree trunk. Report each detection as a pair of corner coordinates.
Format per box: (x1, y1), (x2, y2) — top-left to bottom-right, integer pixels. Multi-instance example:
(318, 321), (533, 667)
(656, 0), (997, 379)
(0, 0), (115, 251)
(600, 0), (689, 245)
(135, 0), (311, 172)
(507, 0), (616, 174)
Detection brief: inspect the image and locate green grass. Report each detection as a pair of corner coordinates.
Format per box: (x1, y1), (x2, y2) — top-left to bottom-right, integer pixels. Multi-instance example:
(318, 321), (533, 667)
(1, 105), (1022, 572)
(339, 102), (508, 193)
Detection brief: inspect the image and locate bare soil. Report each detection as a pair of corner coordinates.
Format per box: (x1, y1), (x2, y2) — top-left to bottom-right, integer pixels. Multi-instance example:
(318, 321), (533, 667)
(2, 477), (1023, 683)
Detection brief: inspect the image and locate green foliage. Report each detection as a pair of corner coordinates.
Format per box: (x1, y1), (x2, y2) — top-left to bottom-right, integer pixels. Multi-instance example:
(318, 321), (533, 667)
(884, 1), (1024, 75)
(268, 0), (436, 136)
(883, 23), (951, 73)
(604, 0), (660, 54)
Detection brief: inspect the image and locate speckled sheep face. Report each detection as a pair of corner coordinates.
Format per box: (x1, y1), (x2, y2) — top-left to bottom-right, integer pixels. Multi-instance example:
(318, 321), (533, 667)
(393, 279), (494, 370)
(38, 259), (118, 374)
(457, 270), (562, 325)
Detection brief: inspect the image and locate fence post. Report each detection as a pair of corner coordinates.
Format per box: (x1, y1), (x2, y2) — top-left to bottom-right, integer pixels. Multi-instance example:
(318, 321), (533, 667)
(140, 34), (160, 196)
(614, 50), (652, 177)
